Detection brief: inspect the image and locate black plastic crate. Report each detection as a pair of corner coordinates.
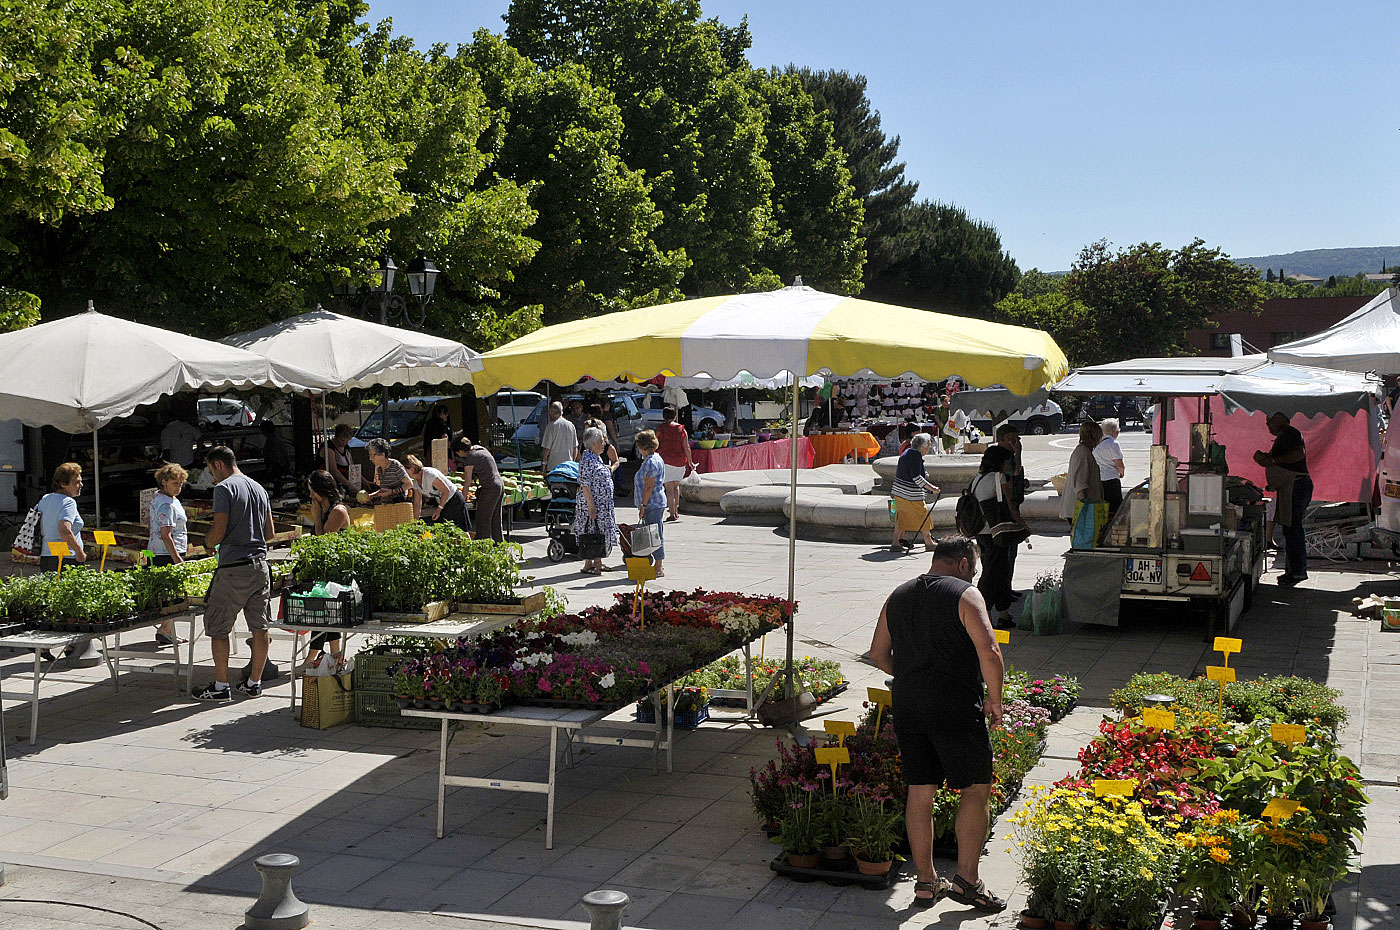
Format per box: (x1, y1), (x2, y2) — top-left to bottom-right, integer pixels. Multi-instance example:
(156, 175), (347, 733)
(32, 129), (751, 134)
(283, 582), (371, 628)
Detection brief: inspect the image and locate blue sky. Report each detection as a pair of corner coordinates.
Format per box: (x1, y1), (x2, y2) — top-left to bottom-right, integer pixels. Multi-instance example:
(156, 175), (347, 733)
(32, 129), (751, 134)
(362, 1), (1398, 272)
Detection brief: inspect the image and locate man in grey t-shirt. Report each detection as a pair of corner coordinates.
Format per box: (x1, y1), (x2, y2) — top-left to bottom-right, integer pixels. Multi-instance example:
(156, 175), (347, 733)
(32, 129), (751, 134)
(194, 446), (276, 701)
(541, 401), (578, 474)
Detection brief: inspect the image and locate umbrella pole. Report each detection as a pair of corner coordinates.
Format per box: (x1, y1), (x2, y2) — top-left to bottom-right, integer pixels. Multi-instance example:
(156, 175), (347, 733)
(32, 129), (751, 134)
(92, 428), (101, 529)
(784, 376), (799, 728)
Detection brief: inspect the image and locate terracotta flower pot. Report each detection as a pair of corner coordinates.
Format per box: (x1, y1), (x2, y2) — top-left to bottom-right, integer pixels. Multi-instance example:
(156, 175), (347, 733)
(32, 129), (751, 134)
(1053, 920), (1080, 930)
(1020, 913), (1050, 930)
(854, 855), (892, 876)
(1264, 911), (1295, 930)
(1299, 917), (1329, 930)
(822, 844), (850, 860)
(1231, 910), (1258, 930)
(786, 852), (820, 869)
(1194, 915), (1224, 930)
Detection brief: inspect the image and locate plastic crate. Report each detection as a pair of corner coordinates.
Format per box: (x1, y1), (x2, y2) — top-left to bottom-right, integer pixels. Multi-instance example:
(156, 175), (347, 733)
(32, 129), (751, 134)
(355, 689), (437, 729)
(353, 652), (413, 692)
(283, 583), (371, 628)
(635, 702), (710, 730)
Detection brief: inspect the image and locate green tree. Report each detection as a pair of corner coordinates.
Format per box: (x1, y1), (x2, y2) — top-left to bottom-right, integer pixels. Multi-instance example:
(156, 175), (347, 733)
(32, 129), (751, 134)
(1266, 268), (1276, 283)
(788, 67), (916, 283)
(864, 201), (1020, 316)
(454, 30), (687, 325)
(1013, 268), (1062, 299)
(994, 291), (1098, 366)
(754, 69), (863, 293)
(1060, 238), (1262, 362)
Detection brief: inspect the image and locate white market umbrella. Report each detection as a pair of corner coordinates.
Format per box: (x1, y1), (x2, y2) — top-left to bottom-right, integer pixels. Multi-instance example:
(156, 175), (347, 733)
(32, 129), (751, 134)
(0, 306), (316, 523)
(223, 307), (482, 392)
(480, 285), (1068, 722)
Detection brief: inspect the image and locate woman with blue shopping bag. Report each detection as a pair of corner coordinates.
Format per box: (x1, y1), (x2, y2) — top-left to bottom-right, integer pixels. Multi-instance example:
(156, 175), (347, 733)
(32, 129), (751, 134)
(1060, 420), (1106, 549)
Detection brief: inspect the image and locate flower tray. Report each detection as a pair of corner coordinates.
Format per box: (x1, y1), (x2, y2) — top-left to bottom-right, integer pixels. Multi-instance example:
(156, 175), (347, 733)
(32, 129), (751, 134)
(355, 690), (438, 730)
(393, 696), (506, 715)
(635, 703), (709, 729)
(768, 852), (903, 890)
(1048, 698), (1078, 722)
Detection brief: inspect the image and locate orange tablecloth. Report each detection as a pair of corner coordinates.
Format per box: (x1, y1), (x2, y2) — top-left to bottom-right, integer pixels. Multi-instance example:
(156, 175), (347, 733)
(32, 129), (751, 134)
(808, 432), (882, 467)
(691, 437), (814, 474)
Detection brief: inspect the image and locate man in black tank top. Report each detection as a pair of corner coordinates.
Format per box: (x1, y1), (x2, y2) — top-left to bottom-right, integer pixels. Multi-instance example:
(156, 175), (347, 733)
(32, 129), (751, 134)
(868, 535), (1007, 912)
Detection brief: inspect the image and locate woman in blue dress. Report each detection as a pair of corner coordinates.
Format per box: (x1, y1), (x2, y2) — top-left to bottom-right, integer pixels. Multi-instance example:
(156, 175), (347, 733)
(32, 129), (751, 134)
(572, 427), (618, 575)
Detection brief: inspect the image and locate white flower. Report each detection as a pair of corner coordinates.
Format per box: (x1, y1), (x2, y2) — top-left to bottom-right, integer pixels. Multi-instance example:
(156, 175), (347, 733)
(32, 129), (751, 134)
(561, 630), (599, 647)
(511, 660), (524, 671)
(598, 672), (616, 689)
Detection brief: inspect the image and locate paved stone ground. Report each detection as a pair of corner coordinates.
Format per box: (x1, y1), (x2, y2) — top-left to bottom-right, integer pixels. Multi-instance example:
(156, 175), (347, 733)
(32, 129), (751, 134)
(2, 501), (1398, 929)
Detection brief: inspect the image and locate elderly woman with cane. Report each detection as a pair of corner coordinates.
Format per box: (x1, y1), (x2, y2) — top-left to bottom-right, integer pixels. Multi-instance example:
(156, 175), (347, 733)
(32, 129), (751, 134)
(890, 433), (940, 552)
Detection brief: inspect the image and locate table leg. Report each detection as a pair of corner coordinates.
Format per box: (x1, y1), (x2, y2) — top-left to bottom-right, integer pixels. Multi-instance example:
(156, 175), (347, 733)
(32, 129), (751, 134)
(436, 719), (448, 840)
(665, 682), (674, 774)
(546, 727), (558, 850)
(100, 635), (119, 693)
(29, 648), (40, 746)
(743, 642), (754, 715)
(185, 613), (197, 695)
(288, 633), (301, 715)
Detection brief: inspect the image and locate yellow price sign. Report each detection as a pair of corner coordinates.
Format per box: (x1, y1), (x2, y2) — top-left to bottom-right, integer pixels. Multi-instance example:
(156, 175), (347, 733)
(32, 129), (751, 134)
(1094, 779), (1136, 797)
(1270, 724), (1306, 746)
(1141, 708), (1176, 730)
(1261, 797), (1300, 823)
(93, 530), (116, 547)
(813, 746), (850, 796)
(867, 686), (892, 733)
(47, 541), (70, 558)
(994, 629), (1010, 644)
(1213, 636), (1242, 657)
(625, 557), (656, 582)
(824, 720), (857, 746)
(1205, 665), (1236, 683)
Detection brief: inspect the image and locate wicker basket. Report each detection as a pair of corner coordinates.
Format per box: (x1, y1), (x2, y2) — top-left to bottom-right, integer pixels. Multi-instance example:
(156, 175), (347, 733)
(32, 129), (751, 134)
(374, 501), (416, 532)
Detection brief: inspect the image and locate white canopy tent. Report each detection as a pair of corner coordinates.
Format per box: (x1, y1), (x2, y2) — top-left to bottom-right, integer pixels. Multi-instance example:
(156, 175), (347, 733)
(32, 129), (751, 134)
(1268, 286), (1400, 374)
(0, 307), (317, 524)
(223, 307), (482, 392)
(1053, 355), (1379, 418)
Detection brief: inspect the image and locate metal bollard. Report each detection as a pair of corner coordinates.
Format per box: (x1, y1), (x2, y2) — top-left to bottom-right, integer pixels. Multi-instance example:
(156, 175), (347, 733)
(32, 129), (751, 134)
(581, 889), (629, 930)
(244, 853), (309, 930)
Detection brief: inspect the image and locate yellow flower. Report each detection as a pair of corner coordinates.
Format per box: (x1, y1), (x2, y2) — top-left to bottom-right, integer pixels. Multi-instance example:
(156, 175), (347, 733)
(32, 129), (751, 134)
(1209, 847), (1231, 864)
(1176, 835), (1197, 848)
(1309, 833), (1329, 845)
(1139, 868), (1154, 880)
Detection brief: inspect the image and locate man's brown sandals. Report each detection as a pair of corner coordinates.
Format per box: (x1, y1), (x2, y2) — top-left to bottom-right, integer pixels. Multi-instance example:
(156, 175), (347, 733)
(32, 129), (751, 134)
(947, 874), (1007, 911)
(912, 877), (951, 908)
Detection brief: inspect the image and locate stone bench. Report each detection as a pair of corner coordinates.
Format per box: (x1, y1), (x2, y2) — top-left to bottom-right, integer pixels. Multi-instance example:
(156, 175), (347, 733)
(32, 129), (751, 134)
(683, 465), (877, 507)
(870, 454), (983, 493)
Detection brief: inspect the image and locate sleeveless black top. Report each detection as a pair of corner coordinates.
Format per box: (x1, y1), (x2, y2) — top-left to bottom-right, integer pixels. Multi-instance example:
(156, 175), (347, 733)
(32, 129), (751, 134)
(885, 573), (983, 733)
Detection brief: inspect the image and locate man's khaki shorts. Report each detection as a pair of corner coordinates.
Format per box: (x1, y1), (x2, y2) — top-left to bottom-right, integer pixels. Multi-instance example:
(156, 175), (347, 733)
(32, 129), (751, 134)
(204, 560), (272, 639)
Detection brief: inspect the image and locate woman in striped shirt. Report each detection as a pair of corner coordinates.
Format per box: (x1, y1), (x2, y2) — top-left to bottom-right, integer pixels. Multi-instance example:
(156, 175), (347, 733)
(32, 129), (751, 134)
(890, 433), (940, 553)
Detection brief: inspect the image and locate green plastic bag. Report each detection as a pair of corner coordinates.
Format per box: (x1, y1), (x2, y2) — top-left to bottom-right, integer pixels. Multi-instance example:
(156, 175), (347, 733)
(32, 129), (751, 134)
(1017, 591), (1037, 631)
(1033, 587), (1063, 636)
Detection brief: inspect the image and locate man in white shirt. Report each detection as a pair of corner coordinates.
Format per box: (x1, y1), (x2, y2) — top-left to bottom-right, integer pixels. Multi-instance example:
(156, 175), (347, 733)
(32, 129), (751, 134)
(160, 419), (202, 467)
(541, 401), (578, 475)
(1093, 418), (1126, 515)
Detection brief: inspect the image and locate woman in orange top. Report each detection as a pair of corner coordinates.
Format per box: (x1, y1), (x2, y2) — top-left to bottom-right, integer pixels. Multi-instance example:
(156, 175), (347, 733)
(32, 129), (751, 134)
(654, 405), (694, 522)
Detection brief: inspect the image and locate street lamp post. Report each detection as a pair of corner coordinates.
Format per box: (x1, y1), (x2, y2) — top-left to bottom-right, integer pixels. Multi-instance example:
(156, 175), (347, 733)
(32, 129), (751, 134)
(342, 248), (441, 437)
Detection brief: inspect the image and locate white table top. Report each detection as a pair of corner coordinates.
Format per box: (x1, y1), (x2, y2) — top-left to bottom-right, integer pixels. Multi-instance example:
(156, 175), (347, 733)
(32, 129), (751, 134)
(0, 631), (85, 650)
(401, 704), (613, 728)
(269, 611), (531, 640)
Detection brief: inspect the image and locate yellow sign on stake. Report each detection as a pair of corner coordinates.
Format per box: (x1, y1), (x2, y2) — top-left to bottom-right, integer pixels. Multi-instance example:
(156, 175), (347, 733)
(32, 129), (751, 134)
(994, 629), (1010, 644)
(1213, 636), (1243, 661)
(824, 720), (857, 746)
(814, 746), (850, 796)
(1093, 779), (1136, 797)
(1142, 708), (1176, 730)
(1270, 724), (1306, 746)
(1261, 797), (1300, 824)
(868, 686), (892, 734)
(93, 530), (116, 572)
(1205, 665), (1237, 683)
(47, 541), (69, 576)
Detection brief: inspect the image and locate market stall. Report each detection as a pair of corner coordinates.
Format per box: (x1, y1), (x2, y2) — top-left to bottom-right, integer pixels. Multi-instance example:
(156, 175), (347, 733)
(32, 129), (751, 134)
(478, 283), (1068, 721)
(1053, 356), (1380, 633)
(807, 431), (881, 467)
(691, 436), (813, 473)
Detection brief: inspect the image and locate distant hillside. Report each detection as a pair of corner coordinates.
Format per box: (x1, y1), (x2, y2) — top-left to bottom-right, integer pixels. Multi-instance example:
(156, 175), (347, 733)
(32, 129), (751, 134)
(1235, 246), (1400, 279)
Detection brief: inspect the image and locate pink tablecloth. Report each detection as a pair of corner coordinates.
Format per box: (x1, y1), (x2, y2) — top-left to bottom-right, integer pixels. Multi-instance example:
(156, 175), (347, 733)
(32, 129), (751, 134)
(692, 437), (814, 474)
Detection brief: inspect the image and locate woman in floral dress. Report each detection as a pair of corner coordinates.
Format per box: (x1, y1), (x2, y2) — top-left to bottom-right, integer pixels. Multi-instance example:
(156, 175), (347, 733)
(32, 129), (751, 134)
(573, 427), (618, 574)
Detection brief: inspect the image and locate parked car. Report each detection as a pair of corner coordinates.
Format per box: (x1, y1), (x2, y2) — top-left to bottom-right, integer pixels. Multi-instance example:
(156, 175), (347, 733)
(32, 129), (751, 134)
(969, 399), (1065, 436)
(198, 396), (258, 428)
(628, 392), (726, 432)
(488, 390), (545, 430)
(511, 393), (648, 457)
(349, 395), (467, 467)
(1079, 395), (1147, 428)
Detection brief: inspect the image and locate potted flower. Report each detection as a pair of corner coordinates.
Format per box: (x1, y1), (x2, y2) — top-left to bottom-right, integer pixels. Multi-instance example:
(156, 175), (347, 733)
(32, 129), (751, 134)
(1176, 811), (1249, 930)
(1296, 821), (1351, 930)
(748, 759), (787, 834)
(814, 790), (853, 862)
(775, 780), (823, 868)
(845, 784), (901, 875)
(475, 672), (509, 710)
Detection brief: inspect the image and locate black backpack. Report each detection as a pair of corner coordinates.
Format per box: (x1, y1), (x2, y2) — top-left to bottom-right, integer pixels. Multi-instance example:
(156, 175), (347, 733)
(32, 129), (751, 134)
(955, 475), (986, 537)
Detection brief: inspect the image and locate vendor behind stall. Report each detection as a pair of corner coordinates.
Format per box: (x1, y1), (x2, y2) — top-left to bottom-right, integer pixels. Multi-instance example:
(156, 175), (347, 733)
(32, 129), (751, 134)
(1253, 413), (1312, 587)
(405, 454), (470, 532)
(365, 438), (412, 505)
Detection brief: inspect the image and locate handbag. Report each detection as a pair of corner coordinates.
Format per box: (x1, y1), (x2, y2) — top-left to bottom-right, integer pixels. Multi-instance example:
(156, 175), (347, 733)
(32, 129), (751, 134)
(1071, 500), (1109, 549)
(578, 519), (608, 559)
(301, 672), (355, 729)
(630, 522), (662, 556)
(12, 504), (41, 556)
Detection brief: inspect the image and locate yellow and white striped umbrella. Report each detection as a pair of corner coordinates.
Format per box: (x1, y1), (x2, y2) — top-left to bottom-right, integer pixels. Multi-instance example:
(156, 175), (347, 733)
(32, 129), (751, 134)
(477, 285), (1068, 395)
